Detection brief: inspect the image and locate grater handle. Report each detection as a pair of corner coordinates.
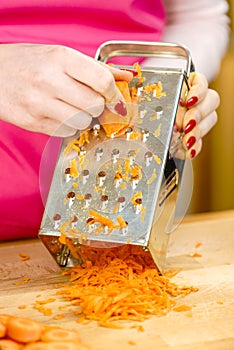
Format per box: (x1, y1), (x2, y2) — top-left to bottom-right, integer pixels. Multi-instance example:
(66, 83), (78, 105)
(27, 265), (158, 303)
(95, 40), (194, 78)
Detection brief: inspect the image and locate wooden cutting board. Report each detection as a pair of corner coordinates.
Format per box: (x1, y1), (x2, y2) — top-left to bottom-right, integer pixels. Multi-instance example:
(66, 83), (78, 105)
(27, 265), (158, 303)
(0, 210), (234, 350)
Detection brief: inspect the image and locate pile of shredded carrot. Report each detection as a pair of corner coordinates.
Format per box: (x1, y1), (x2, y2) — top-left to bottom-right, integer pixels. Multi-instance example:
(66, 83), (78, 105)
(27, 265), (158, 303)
(58, 245), (198, 328)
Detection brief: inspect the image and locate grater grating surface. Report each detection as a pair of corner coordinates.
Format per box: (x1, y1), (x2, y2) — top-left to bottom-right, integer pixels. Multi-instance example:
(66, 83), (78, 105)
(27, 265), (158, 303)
(39, 42), (193, 271)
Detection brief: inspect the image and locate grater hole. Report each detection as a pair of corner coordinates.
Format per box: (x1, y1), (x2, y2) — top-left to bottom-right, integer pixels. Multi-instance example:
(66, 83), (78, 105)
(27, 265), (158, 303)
(95, 147), (103, 161)
(155, 105), (163, 119)
(111, 148), (120, 163)
(144, 151), (153, 167)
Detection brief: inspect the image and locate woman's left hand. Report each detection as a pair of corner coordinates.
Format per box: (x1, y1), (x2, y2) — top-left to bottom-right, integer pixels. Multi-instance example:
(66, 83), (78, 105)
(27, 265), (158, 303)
(180, 72), (220, 159)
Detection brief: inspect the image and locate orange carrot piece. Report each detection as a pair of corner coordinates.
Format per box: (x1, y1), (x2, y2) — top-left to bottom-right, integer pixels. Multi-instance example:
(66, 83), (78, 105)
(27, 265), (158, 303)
(41, 328), (80, 343)
(6, 316), (42, 343)
(0, 339), (22, 350)
(0, 322), (6, 338)
(99, 80), (136, 138)
(0, 314), (10, 326)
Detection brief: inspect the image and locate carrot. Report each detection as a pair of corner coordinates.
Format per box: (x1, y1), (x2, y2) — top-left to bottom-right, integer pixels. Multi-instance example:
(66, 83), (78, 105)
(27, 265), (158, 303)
(0, 322), (6, 338)
(6, 316), (42, 343)
(23, 342), (84, 350)
(23, 343), (51, 350)
(59, 245), (198, 327)
(173, 305), (192, 312)
(0, 314), (10, 326)
(0, 339), (22, 350)
(1, 315), (87, 349)
(41, 328), (80, 342)
(98, 80), (136, 138)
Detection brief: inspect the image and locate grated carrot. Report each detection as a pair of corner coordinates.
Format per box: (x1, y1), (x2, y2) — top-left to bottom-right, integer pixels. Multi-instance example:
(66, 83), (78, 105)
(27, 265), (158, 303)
(57, 245), (198, 327)
(19, 253), (30, 262)
(154, 123), (162, 137)
(173, 305), (192, 312)
(147, 168), (157, 185)
(191, 252), (202, 258)
(195, 242), (202, 249)
(69, 159), (79, 178)
(13, 277), (30, 286)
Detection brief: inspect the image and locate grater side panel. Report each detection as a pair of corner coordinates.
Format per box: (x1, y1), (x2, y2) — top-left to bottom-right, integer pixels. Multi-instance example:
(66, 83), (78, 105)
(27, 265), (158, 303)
(39, 68), (188, 268)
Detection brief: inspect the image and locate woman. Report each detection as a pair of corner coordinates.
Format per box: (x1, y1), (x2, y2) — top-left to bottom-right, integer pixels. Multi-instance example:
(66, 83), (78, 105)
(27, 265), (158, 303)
(0, 0), (230, 240)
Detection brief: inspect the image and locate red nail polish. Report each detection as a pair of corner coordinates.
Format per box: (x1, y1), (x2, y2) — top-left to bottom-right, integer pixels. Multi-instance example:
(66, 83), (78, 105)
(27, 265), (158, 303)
(120, 68), (138, 76)
(190, 149), (196, 159)
(186, 136), (196, 150)
(184, 119), (196, 134)
(174, 123), (178, 132)
(179, 98), (185, 107)
(114, 100), (127, 116)
(186, 96), (198, 108)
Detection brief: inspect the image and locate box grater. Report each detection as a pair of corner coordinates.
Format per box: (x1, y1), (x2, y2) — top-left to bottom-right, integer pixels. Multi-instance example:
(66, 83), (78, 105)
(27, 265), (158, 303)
(39, 41), (194, 272)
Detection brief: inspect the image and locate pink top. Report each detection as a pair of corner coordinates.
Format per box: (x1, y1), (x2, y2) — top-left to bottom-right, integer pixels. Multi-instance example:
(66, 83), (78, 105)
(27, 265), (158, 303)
(0, 0), (165, 240)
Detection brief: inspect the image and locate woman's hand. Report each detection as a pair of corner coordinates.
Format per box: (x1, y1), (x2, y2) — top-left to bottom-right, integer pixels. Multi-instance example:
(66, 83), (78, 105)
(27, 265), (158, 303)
(0, 44), (132, 137)
(179, 72), (220, 158)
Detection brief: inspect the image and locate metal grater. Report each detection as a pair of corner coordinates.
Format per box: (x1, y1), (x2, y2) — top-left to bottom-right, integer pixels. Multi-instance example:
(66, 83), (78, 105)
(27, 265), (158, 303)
(39, 41), (194, 272)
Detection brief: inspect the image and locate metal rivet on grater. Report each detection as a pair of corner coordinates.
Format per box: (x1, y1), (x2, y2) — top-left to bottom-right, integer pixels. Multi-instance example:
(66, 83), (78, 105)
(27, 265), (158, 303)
(111, 148), (120, 163)
(64, 168), (71, 183)
(81, 169), (89, 184)
(118, 196), (126, 212)
(71, 215), (78, 228)
(144, 151), (153, 167)
(67, 191), (75, 208)
(155, 106), (163, 119)
(95, 147), (103, 161)
(101, 195), (109, 210)
(53, 213), (61, 229)
(84, 193), (92, 208)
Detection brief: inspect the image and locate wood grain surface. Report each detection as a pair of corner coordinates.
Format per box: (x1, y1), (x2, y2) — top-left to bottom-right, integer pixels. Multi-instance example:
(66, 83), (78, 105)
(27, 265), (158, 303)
(0, 210), (234, 350)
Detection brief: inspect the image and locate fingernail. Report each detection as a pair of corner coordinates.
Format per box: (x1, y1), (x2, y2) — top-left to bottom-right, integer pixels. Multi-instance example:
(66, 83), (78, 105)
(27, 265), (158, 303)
(174, 123), (178, 132)
(190, 149), (196, 159)
(184, 119), (196, 134)
(114, 100), (127, 116)
(186, 136), (196, 150)
(179, 98), (185, 107)
(186, 96), (198, 108)
(120, 68), (138, 76)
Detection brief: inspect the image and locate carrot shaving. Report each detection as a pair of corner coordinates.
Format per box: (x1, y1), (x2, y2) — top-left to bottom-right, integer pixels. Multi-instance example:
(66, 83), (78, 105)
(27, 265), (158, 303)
(173, 305), (192, 312)
(147, 169), (157, 185)
(35, 298), (56, 305)
(116, 216), (127, 228)
(19, 252), (30, 261)
(13, 277), (30, 285)
(57, 245), (198, 327)
(153, 154), (162, 165)
(195, 242), (202, 249)
(33, 304), (53, 316)
(154, 123), (162, 137)
(191, 252), (202, 258)
(88, 210), (115, 228)
(69, 159), (79, 178)
(131, 192), (142, 205)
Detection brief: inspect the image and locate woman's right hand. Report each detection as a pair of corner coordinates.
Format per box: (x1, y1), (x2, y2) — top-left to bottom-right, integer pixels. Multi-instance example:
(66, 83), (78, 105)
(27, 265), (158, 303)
(0, 44), (133, 136)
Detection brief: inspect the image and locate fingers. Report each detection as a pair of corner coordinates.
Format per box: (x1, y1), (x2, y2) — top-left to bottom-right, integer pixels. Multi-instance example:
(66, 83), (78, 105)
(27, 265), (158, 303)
(41, 100), (92, 136)
(54, 74), (106, 118)
(183, 88), (220, 131)
(184, 72), (208, 108)
(106, 63), (133, 82)
(64, 48), (132, 116)
(181, 79), (220, 159)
